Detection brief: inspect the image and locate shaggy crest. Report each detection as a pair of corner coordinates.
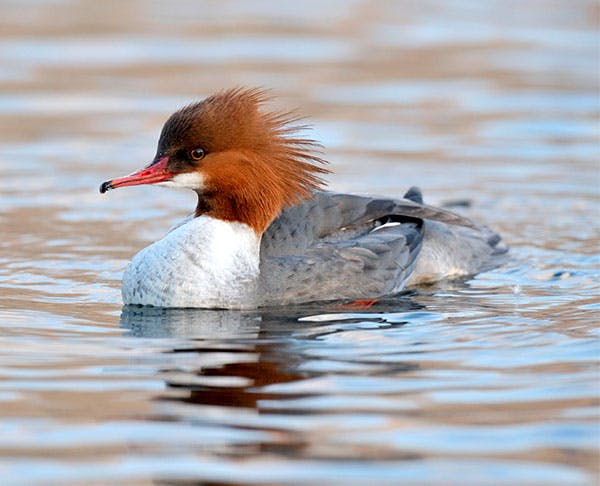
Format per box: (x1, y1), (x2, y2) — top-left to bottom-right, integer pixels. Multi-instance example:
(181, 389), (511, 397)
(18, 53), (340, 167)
(159, 88), (330, 232)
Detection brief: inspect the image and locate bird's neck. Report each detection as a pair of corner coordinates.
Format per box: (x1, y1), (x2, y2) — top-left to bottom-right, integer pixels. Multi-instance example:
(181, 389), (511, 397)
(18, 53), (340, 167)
(194, 187), (283, 234)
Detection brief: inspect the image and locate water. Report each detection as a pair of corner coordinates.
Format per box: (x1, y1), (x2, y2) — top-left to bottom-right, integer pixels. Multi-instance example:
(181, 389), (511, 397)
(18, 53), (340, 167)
(1, 1), (599, 484)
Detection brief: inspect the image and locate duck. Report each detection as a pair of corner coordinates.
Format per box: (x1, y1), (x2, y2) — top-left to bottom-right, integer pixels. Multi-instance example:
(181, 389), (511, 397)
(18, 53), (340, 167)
(100, 87), (507, 309)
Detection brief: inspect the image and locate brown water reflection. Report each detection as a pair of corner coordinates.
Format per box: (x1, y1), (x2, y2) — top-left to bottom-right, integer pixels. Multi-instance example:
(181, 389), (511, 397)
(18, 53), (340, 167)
(0, 0), (598, 484)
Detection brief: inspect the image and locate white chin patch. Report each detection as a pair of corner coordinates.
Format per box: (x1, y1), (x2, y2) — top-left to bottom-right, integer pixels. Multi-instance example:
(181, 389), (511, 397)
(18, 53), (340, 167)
(159, 172), (205, 190)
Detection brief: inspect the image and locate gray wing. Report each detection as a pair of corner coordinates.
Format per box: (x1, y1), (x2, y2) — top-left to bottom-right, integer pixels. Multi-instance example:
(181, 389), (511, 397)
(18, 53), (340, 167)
(261, 191), (480, 258)
(258, 189), (506, 305)
(258, 220), (423, 306)
(259, 191), (436, 305)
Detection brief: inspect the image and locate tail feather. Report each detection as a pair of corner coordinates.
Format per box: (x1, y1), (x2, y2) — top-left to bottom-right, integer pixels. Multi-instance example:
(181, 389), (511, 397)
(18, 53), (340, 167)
(403, 186), (424, 204)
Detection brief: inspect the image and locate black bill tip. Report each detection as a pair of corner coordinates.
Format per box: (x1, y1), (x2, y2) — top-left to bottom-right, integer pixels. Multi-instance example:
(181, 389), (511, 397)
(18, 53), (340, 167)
(99, 181), (113, 194)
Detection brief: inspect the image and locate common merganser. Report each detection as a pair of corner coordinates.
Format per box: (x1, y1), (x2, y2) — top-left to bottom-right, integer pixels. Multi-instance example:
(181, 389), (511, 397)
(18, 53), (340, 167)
(100, 88), (507, 309)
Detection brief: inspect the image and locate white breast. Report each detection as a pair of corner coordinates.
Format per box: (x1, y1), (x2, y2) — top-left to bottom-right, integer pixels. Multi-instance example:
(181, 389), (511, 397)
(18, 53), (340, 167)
(122, 216), (261, 308)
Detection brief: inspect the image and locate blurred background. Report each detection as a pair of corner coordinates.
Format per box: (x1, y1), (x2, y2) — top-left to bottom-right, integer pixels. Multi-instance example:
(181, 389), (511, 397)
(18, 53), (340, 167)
(0, 1), (598, 485)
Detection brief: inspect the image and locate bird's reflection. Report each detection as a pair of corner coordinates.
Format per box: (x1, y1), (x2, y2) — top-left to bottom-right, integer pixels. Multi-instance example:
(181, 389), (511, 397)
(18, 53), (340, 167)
(121, 305), (263, 339)
(120, 297), (422, 412)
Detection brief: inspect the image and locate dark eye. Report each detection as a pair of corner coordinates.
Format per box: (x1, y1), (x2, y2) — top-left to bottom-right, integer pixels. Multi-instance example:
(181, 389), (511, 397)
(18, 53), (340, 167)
(190, 147), (206, 161)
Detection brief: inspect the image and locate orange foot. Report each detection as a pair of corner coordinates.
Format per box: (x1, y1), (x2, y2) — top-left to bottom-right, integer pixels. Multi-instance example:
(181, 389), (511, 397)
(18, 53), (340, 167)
(333, 298), (380, 310)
